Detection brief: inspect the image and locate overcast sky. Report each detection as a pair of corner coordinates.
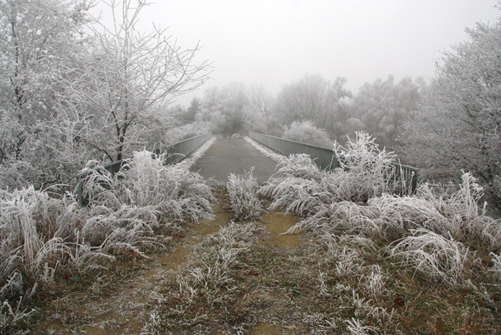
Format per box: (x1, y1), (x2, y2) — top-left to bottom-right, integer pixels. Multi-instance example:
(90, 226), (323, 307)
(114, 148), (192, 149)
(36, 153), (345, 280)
(93, 0), (501, 105)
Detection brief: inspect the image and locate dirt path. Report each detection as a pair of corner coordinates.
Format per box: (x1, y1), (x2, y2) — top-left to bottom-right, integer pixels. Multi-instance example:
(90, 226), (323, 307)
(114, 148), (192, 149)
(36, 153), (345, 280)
(37, 195), (302, 335)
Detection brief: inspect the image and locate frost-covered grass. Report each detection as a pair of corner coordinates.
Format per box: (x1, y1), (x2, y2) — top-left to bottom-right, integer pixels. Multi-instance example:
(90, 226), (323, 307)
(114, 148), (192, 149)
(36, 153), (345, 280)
(29, 168), (501, 334)
(8, 135), (501, 334)
(272, 154), (501, 289)
(247, 132), (501, 333)
(226, 168), (265, 221)
(145, 221), (268, 334)
(389, 228), (474, 287)
(81, 150), (214, 223)
(0, 150), (214, 333)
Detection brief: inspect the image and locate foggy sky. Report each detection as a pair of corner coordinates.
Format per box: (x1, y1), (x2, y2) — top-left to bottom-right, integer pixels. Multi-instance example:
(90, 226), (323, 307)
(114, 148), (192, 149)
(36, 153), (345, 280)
(93, 0), (501, 105)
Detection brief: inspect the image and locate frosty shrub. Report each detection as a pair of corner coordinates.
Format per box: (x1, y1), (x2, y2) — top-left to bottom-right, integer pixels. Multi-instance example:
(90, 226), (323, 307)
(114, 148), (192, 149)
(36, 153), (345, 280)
(226, 169), (264, 221)
(80, 150), (214, 223)
(389, 228), (475, 287)
(0, 149), (214, 329)
(366, 172), (501, 248)
(282, 120), (333, 147)
(262, 132), (400, 219)
(79, 160), (127, 210)
(260, 154), (325, 216)
(332, 132), (397, 203)
(0, 187), (112, 331)
(81, 205), (159, 257)
(288, 171), (501, 251)
(0, 187), (70, 293)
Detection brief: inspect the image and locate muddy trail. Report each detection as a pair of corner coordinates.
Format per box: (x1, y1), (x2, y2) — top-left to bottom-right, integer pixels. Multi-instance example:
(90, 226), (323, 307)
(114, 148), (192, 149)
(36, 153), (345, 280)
(35, 190), (303, 335)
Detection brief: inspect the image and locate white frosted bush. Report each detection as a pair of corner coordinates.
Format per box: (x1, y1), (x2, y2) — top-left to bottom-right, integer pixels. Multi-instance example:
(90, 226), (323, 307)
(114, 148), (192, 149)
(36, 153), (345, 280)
(333, 132), (398, 203)
(80, 150), (214, 223)
(226, 169), (264, 221)
(260, 154), (324, 216)
(262, 132), (402, 221)
(282, 120), (333, 147)
(284, 170), (501, 256)
(0, 187), (70, 291)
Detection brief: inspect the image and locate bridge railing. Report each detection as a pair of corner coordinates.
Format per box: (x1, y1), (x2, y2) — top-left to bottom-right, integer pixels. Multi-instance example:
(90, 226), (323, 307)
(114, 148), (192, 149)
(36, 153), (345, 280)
(75, 132), (213, 206)
(249, 132), (340, 170)
(164, 132), (213, 165)
(249, 131), (418, 195)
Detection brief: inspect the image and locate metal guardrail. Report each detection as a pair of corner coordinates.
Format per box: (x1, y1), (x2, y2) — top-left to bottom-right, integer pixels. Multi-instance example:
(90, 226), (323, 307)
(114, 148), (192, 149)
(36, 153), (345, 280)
(249, 132), (340, 170)
(164, 132), (213, 165)
(75, 132), (213, 206)
(249, 131), (418, 195)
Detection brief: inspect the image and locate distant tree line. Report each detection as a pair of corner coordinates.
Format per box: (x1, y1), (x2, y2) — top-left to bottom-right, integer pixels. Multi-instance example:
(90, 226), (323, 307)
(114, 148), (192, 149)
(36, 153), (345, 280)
(173, 74), (427, 151)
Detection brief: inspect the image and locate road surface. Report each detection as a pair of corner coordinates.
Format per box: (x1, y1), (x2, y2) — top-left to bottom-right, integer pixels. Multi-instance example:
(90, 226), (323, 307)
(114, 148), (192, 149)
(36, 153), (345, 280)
(190, 137), (277, 183)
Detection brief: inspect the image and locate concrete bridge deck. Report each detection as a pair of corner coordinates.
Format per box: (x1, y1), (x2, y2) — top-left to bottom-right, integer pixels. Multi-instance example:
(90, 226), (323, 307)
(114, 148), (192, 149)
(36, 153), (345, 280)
(189, 137), (277, 184)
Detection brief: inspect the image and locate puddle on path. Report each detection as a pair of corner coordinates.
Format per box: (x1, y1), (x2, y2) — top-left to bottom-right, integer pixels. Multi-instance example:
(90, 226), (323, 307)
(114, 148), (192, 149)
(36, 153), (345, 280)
(259, 212), (302, 248)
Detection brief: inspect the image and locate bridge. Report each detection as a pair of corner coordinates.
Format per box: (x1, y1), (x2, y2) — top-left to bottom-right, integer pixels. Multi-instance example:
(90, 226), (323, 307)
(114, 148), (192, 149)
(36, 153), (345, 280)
(189, 136), (277, 184)
(75, 132), (418, 205)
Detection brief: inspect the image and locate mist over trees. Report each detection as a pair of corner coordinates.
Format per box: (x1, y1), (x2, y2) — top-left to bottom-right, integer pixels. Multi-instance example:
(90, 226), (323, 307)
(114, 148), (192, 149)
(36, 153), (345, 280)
(190, 74), (426, 151)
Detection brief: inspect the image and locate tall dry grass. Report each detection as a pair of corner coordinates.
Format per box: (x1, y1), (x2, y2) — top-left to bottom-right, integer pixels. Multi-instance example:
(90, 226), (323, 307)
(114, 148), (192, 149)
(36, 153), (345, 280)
(226, 168), (264, 221)
(262, 132), (501, 290)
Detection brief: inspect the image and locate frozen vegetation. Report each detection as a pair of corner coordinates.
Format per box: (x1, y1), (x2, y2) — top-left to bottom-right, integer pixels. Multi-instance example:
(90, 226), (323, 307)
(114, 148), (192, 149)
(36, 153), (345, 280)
(1, 0), (501, 333)
(141, 135), (501, 334)
(2, 132), (501, 334)
(0, 151), (214, 333)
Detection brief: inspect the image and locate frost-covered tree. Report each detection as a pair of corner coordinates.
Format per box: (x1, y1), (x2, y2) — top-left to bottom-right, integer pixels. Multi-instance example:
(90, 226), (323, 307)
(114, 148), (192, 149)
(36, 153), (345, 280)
(273, 73), (329, 126)
(0, 0), (93, 188)
(199, 83), (248, 136)
(243, 83), (275, 133)
(68, 0), (211, 161)
(321, 77), (354, 144)
(352, 75), (425, 149)
(272, 74), (353, 141)
(403, 15), (501, 209)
